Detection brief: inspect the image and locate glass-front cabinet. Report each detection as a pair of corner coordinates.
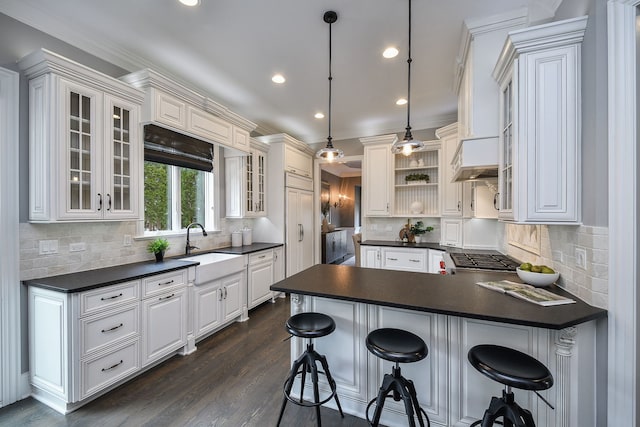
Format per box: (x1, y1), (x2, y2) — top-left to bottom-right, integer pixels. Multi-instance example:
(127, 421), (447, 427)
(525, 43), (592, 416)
(498, 80), (513, 217)
(21, 49), (143, 222)
(225, 140), (268, 218)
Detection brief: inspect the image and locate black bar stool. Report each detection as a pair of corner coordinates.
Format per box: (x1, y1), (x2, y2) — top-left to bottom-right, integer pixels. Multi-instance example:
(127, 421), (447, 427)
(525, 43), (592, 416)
(365, 328), (430, 427)
(468, 344), (554, 427)
(276, 312), (344, 427)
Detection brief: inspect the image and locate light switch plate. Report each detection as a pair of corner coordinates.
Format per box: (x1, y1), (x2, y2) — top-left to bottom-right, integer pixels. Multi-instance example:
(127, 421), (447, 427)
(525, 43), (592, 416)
(575, 247), (586, 269)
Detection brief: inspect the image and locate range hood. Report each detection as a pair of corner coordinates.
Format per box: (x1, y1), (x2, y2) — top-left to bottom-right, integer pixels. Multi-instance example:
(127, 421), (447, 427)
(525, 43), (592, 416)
(451, 136), (499, 182)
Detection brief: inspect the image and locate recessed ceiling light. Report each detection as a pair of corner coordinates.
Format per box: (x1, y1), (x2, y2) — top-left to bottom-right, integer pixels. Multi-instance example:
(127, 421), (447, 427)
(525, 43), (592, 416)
(179, 0), (200, 6)
(315, 112), (325, 119)
(396, 98), (407, 106)
(383, 47), (399, 59)
(272, 74), (286, 84)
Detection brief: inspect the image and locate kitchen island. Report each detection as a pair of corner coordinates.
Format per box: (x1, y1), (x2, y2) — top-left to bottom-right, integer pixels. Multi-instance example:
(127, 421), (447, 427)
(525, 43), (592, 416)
(271, 264), (606, 427)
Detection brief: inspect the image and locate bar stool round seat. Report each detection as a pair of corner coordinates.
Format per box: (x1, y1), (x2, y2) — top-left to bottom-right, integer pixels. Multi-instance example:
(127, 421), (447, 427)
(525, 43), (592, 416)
(468, 344), (554, 427)
(277, 312), (343, 427)
(286, 312), (336, 339)
(365, 328), (430, 427)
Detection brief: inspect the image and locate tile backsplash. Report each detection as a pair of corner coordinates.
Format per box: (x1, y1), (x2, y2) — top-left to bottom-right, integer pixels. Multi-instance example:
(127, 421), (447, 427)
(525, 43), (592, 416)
(502, 224), (608, 309)
(19, 218), (252, 281)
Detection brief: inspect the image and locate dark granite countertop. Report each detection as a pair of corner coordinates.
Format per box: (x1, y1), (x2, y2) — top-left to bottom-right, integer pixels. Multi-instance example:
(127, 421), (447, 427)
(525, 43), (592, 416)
(207, 242), (283, 255)
(270, 264), (607, 330)
(23, 259), (197, 293)
(360, 240), (503, 254)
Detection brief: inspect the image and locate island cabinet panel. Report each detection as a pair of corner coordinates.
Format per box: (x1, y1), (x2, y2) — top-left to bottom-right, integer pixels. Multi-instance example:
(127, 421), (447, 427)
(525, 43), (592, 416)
(448, 317), (551, 427)
(368, 305), (449, 427)
(291, 296), (369, 414)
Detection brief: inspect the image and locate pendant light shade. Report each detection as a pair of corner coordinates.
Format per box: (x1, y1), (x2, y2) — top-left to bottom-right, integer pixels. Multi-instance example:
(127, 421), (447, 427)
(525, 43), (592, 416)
(391, 0), (424, 156)
(316, 10), (344, 161)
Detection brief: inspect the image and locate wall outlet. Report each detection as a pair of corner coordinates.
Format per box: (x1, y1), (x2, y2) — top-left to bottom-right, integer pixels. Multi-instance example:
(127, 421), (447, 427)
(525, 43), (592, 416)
(39, 240), (59, 255)
(69, 242), (86, 252)
(575, 247), (587, 270)
(123, 234), (132, 246)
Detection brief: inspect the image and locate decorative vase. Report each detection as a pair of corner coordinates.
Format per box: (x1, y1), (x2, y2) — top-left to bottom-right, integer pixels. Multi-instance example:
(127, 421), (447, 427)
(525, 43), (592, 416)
(414, 235), (422, 244)
(410, 201), (423, 214)
(154, 251), (165, 262)
(322, 217), (329, 233)
(409, 159), (418, 168)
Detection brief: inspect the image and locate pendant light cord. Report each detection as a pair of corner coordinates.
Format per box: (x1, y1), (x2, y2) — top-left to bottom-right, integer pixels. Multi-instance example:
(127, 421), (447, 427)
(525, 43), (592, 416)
(327, 16), (334, 148)
(405, 0), (413, 139)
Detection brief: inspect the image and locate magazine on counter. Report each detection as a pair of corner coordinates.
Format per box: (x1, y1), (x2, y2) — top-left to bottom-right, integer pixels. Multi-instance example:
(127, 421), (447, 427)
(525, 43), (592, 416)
(476, 280), (576, 307)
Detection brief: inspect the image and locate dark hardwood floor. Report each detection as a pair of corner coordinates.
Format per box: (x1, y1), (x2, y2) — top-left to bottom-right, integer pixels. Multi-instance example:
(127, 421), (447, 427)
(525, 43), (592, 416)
(0, 296), (377, 426)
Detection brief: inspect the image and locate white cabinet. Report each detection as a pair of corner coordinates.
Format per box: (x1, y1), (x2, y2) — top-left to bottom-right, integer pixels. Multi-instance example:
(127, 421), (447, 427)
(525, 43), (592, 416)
(286, 181), (314, 277)
(140, 271), (188, 366)
(493, 17), (586, 224)
(248, 249), (275, 309)
(464, 180), (499, 219)
(361, 246), (382, 269)
(232, 126), (250, 151)
(20, 49), (143, 222)
(284, 145), (312, 178)
(381, 247), (428, 273)
(225, 141), (268, 218)
(193, 270), (245, 340)
(441, 218), (463, 247)
(186, 105), (232, 146)
(361, 136), (394, 216)
(437, 123), (463, 217)
(27, 268), (191, 413)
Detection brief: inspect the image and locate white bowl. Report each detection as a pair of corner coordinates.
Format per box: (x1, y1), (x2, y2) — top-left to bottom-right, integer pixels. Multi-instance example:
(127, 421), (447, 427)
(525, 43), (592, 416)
(516, 267), (560, 287)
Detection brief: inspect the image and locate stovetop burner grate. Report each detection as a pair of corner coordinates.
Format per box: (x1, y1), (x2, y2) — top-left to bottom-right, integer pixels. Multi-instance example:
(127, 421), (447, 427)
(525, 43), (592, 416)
(450, 253), (520, 271)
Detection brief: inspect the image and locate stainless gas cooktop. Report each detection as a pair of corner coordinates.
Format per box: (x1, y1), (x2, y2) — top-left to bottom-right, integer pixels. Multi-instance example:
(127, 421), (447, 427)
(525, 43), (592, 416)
(449, 253), (520, 271)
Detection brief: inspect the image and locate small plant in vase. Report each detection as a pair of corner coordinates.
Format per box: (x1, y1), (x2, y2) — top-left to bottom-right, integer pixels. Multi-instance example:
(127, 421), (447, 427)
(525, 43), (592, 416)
(405, 173), (430, 185)
(410, 221), (434, 243)
(147, 238), (170, 262)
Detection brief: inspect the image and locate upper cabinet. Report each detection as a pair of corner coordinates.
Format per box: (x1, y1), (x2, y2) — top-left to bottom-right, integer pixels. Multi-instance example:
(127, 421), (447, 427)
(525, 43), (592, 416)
(284, 144), (313, 178)
(361, 135), (395, 217)
(20, 49), (145, 222)
(225, 139), (268, 218)
(454, 10), (528, 140)
(493, 16), (587, 224)
(437, 123), (462, 217)
(121, 69), (256, 153)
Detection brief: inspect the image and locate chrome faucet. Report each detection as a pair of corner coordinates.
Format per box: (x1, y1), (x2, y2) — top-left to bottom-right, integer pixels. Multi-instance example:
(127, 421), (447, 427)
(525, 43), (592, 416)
(185, 222), (208, 255)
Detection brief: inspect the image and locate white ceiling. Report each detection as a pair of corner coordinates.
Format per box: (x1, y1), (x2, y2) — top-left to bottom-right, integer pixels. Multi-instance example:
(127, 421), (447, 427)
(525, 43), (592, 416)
(1, 0), (560, 145)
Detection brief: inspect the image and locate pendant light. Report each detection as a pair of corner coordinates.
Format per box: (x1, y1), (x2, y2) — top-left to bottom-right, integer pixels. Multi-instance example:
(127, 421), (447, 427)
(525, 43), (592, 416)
(315, 11), (344, 162)
(391, 0), (424, 156)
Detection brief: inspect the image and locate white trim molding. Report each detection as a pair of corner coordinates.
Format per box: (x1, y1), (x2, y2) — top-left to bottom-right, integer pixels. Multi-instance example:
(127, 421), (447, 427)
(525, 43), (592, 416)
(0, 66), (21, 407)
(607, 0), (640, 425)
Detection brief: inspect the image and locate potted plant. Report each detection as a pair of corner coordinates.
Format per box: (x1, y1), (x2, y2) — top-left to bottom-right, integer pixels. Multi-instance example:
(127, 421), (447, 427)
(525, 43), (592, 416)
(147, 238), (170, 262)
(405, 173), (430, 185)
(409, 221), (434, 243)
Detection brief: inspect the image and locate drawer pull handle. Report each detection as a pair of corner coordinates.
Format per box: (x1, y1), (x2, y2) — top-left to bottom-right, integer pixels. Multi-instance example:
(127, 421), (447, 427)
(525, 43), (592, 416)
(100, 293), (123, 301)
(101, 323), (123, 333)
(387, 257), (398, 261)
(159, 293), (175, 301)
(410, 259), (420, 263)
(159, 280), (174, 286)
(101, 360), (123, 372)
(258, 255), (266, 259)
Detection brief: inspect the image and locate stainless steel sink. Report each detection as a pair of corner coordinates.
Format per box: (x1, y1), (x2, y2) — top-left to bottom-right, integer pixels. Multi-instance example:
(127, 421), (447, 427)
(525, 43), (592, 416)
(182, 253), (246, 284)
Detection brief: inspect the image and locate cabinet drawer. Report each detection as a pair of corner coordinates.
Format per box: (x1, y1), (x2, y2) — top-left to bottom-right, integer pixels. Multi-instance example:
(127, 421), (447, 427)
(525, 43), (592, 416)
(79, 281), (140, 317)
(381, 249), (427, 272)
(142, 270), (186, 298)
(80, 340), (139, 399)
(80, 305), (139, 357)
(249, 250), (273, 265)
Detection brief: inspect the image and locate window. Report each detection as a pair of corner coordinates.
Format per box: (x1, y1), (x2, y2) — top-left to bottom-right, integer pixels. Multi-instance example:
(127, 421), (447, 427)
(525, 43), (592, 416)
(143, 124), (216, 234)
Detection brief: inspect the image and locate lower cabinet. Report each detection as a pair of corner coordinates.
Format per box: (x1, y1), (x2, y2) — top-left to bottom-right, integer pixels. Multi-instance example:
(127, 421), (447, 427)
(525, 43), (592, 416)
(293, 295), (598, 427)
(27, 268), (190, 414)
(193, 270), (245, 340)
(361, 245), (444, 274)
(322, 229), (348, 264)
(248, 249), (275, 309)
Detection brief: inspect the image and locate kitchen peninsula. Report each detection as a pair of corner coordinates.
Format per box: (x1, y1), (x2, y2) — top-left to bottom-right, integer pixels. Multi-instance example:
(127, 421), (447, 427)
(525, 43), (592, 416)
(271, 264), (606, 427)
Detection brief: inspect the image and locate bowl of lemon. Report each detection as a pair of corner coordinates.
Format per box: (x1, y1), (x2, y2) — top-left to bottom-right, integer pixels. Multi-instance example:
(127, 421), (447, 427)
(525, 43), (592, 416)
(516, 263), (560, 287)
